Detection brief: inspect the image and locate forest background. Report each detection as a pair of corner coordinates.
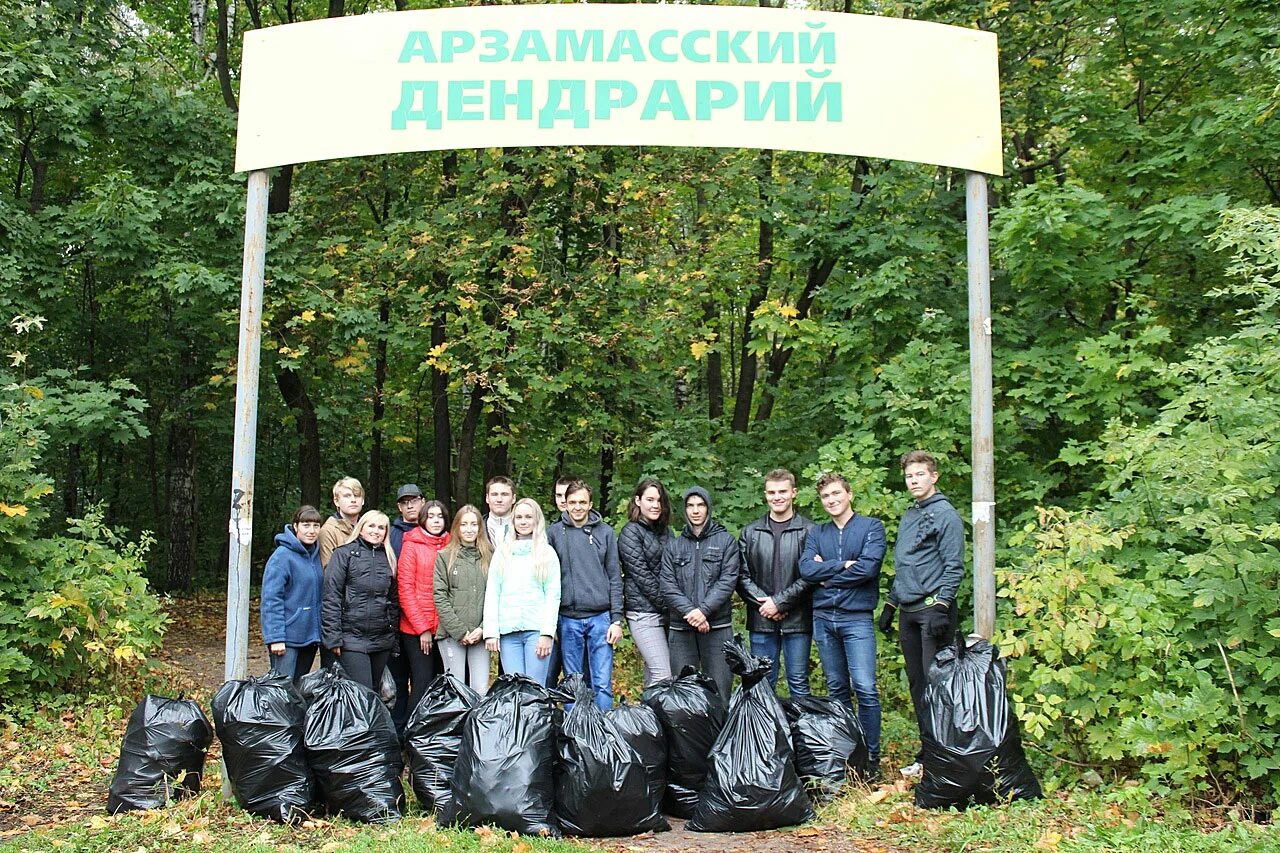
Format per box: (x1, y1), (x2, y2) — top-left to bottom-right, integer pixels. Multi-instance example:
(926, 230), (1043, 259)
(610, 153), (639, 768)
(2, 0), (1279, 810)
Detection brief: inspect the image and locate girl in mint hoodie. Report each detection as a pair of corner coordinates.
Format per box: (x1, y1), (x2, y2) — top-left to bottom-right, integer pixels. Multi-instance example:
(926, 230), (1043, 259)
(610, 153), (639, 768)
(260, 505), (324, 682)
(483, 498), (560, 686)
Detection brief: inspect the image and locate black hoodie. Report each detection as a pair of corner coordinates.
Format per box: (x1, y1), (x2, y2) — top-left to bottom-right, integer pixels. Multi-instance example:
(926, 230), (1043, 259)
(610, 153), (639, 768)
(659, 487), (741, 630)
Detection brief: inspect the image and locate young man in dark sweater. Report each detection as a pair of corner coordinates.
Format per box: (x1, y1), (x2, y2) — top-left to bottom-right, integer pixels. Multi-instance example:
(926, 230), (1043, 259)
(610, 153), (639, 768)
(878, 450), (966, 778)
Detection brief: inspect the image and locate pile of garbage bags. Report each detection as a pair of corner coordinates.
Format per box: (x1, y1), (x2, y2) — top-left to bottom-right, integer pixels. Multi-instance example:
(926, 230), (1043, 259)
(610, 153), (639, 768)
(403, 674), (479, 815)
(640, 666), (727, 817)
(439, 674), (561, 835)
(914, 638), (1042, 810)
(106, 634), (1042, 832)
(300, 665), (405, 823)
(555, 675), (668, 836)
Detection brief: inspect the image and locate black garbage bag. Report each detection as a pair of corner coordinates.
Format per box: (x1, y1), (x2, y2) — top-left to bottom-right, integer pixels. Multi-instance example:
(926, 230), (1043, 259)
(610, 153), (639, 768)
(782, 695), (869, 798)
(640, 666), (727, 818)
(687, 638), (815, 832)
(302, 663), (404, 823)
(914, 639), (1043, 810)
(440, 673), (561, 836)
(554, 676), (669, 836)
(107, 696), (212, 813)
(403, 674), (480, 814)
(211, 671), (315, 822)
(607, 698), (668, 816)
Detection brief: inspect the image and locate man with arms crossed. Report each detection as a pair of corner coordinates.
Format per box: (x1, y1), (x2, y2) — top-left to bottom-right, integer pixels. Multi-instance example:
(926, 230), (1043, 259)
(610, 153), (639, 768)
(738, 468), (815, 696)
(548, 480), (623, 709)
(799, 472), (887, 778)
(879, 450), (965, 778)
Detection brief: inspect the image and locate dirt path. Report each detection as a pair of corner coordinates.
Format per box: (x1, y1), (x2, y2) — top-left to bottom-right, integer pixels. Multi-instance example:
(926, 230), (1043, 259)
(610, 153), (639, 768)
(153, 594), (271, 701)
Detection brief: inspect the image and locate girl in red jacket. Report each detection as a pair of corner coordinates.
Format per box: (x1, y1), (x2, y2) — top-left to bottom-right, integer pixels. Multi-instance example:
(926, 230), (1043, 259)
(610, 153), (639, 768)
(398, 499), (450, 714)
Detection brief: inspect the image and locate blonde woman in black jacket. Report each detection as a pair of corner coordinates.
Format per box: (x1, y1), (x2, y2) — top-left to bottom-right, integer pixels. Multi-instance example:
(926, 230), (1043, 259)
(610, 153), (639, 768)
(322, 510), (400, 693)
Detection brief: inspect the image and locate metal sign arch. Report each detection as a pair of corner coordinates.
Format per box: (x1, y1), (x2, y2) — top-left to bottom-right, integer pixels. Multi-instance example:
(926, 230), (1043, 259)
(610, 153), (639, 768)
(224, 4), (1000, 683)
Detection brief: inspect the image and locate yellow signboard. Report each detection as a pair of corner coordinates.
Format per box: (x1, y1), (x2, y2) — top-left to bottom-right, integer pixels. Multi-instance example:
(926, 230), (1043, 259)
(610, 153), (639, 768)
(235, 5), (1002, 174)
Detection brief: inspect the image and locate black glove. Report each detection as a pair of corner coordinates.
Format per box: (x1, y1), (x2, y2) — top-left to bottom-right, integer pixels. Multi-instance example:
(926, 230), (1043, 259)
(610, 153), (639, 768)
(925, 602), (953, 639)
(877, 603), (896, 635)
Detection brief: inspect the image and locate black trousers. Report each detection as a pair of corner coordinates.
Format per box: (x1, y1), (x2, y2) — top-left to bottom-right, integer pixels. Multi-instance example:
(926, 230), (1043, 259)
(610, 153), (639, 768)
(400, 632), (439, 718)
(339, 648), (391, 696)
(899, 601), (958, 735)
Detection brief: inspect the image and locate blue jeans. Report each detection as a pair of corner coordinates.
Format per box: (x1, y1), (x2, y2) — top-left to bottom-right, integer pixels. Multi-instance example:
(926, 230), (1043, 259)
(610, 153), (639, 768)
(499, 630), (551, 686)
(558, 612), (614, 710)
(813, 612), (880, 756)
(268, 643), (317, 683)
(749, 631), (812, 697)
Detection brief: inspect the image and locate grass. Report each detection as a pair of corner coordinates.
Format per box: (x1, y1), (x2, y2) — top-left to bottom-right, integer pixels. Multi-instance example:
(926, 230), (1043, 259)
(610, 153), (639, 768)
(2, 689), (1277, 852)
(2, 797), (593, 853)
(824, 781), (1278, 852)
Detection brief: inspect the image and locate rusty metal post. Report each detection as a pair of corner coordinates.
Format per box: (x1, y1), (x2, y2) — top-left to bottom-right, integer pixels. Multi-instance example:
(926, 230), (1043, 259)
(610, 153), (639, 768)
(966, 171), (996, 638)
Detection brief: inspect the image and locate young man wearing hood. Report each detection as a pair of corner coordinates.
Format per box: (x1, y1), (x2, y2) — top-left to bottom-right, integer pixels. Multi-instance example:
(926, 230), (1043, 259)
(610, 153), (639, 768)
(548, 480), (623, 710)
(879, 450), (965, 778)
(660, 486), (742, 700)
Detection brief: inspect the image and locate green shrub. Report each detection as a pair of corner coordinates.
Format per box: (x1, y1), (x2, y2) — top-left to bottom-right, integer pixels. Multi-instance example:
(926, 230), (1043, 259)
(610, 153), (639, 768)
(0, 332), (165, 703)
(998, 208), (1280, 802)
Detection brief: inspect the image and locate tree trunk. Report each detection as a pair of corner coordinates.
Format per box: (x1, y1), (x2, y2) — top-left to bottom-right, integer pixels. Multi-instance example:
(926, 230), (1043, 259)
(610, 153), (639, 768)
(275, 366), (322, 507)
(214, 0), (237, 112)
(482, 409), (510, 485)
(268, 164), (294, 214)
(453, 384), (485, 506)
(63, 443), (80, 521)
(754, 256), (837, 422)
(189, 0), (208, 68)
(164, 350), (198, 593)
(599, 436), (615, 515)
(431, 151), (459, 507)
(731, 148), (774, 433)
(430, 309), (453, 507)
(696, 184), (724, 421)
(369, 295), (390, 504)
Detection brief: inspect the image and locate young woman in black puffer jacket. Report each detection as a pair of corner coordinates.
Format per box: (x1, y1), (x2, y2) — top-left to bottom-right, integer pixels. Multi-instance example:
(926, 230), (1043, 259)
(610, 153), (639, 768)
(322, 510), (400, 693)
(618, 478), (673, 688)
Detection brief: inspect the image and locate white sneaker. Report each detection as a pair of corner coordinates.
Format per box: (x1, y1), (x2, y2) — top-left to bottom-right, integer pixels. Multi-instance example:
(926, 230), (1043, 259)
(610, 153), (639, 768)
(900, 762), (923, 779)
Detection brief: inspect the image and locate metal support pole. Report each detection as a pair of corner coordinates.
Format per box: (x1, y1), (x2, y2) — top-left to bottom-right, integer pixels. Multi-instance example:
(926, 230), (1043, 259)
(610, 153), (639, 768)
(224, 169), (269, 683)
(221, 169), (268, 799)
(966, 171), (996, 639)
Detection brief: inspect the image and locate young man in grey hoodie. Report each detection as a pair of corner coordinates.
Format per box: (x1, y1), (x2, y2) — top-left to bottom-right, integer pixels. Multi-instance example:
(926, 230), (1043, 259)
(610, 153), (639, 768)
(548, 479), (623, 709)
(879, 450), (966, 777)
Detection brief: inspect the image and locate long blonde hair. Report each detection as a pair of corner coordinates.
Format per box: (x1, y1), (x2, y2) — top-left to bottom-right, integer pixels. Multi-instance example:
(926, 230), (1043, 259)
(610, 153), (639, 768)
(347, 510), (398, 576)
(439, 504), (492, 575)
(495, 498), (554, 584)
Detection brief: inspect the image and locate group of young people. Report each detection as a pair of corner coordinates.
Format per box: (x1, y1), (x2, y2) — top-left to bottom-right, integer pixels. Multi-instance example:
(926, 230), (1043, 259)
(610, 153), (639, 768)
(259, 450), (964, 777)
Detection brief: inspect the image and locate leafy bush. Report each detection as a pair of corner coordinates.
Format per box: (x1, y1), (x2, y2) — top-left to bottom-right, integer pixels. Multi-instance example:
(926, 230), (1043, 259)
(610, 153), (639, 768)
(998, 209), (1280, 802)
(0, 319), (165, 703)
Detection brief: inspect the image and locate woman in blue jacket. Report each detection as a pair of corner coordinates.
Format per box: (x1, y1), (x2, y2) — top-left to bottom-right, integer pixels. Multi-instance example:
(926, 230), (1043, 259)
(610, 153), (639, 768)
(260, 505), (325, 681)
